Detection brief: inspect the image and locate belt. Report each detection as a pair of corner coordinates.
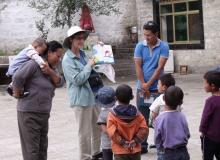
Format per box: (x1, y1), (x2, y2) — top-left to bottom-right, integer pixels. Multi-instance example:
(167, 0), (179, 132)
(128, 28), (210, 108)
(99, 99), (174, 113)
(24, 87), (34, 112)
(164, 146), (187, 153)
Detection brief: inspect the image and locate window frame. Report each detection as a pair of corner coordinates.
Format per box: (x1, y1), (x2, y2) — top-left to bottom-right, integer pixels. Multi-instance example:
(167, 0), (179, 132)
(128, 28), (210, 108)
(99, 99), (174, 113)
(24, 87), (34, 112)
(153, 0), (205, 50)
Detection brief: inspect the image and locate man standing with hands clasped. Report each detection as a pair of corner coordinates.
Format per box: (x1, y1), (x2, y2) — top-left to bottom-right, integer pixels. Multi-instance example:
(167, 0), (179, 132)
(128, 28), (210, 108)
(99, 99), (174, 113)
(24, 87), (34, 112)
(134, 21), (169, 154)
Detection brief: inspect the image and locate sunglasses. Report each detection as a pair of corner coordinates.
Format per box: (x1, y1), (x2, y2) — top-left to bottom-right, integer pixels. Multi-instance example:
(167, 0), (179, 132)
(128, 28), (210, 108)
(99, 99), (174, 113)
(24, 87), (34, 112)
(75, 36), (85, 40)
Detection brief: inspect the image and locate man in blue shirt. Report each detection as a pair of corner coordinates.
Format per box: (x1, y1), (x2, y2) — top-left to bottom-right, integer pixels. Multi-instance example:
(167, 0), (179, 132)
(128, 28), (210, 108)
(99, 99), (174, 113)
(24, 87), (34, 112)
(134, 21), (169, 153)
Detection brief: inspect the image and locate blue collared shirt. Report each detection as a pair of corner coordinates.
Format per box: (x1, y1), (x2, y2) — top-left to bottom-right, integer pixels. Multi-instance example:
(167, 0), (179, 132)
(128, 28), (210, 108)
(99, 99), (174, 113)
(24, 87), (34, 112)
(134, 39), (169, 90)
(62, 49), (95, 107)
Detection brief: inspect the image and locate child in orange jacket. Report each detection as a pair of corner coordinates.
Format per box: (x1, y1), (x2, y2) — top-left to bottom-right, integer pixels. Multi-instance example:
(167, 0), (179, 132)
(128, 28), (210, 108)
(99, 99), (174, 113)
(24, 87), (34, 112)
(107, 84), (149, 160)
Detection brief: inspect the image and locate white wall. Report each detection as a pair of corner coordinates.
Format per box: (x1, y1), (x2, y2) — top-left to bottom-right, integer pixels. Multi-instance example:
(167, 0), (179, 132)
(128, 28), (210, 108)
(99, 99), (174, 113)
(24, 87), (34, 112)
(0, 0), (137, 54)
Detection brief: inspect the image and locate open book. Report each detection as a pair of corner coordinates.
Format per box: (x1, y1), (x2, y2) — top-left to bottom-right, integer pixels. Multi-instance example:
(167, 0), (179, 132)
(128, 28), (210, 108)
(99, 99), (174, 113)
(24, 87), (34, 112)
(92, 44), (114, 64)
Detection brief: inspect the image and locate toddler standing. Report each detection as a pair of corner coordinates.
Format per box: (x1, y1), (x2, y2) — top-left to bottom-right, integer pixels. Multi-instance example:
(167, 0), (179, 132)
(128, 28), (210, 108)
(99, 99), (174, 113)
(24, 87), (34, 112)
(97, 86), (116, 160)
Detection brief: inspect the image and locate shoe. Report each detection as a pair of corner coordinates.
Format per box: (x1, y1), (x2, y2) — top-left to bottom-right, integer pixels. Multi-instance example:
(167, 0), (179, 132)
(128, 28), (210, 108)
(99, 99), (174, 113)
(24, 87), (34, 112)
(6, 84), (13, 96)
(141, 147), (148, 154)
(149, 144), (156, 149)
(91, 152), (103, 160)
(6, 84), (29, 98)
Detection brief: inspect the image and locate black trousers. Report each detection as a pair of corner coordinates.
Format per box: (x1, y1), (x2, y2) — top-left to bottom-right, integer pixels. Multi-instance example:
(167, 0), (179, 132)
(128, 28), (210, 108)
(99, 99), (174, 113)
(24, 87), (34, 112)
(102, 149), (113, 160)
(114, 152), (141, 160)
(17, 111), (50, 160)
(201, 136), (220, 160)
(136, 90), (158, 150)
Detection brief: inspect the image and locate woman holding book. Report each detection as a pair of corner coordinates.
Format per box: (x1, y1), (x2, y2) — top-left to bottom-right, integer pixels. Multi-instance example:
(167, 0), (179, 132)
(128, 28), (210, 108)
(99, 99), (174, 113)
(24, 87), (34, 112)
(62, 26), (103, 160)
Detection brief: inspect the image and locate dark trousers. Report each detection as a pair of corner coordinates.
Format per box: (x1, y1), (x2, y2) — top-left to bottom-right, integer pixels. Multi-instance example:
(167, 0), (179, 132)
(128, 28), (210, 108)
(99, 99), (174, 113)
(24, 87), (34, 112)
(102, 149), (113, 160)
(201, 136), (220, 160)
(17, 111), (50, 160)
(136, 90), (158, 150)
(114, 152), (141, 160)
(157, 147), (190, 160)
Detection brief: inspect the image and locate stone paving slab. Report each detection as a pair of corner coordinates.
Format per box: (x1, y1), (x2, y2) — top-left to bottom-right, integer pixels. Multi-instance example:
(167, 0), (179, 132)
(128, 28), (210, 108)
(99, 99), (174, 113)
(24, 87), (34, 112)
(0, 74), (208, 160)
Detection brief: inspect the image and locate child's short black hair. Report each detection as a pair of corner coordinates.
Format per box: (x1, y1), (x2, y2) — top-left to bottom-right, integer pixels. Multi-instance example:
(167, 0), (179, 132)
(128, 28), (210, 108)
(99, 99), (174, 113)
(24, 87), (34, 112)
(159, 74), (175, 88)
(116, 84), (134, 104)
(143, 21), (159, 34)
(47, 41), (63, 52)
(204, 71), (220, 89)
(164, 86), (184, 110)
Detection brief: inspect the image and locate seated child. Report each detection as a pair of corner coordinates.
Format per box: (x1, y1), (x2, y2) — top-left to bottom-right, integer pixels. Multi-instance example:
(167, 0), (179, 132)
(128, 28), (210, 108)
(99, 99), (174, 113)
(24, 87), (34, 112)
(6, 37), (47, 97)
(96, 86), (116, 160)
(155, 86), (190, 160)
(149, 74), (181, 127)
(199, 71), (220, 160)
(107, 84), (148, 160)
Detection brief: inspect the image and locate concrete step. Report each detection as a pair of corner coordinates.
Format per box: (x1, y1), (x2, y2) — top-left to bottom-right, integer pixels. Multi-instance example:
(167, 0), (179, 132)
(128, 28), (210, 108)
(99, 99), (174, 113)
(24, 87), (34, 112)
(113, 59), (134, 69)
(113, 57), (136, 77)
(113, 49), (134, 59)
(115, 48), (134, 52)
(116, 43), (137, 48)
(114, 53), (133, 59)
(114, 67), (136, 77)
(113, 43), (136, 77)
(114, 50), (134, 57)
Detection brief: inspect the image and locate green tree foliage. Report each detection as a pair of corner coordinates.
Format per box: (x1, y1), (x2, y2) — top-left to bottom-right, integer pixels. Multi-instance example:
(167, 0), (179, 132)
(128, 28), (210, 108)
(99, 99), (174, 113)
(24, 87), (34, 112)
(35, 19), (49, 40)
(28, 0), (120, 28)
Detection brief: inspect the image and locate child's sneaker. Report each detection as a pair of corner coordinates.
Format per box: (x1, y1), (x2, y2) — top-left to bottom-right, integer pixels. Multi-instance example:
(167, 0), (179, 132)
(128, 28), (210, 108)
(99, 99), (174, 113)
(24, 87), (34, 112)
(6, 83), (29, 98)
(91, 152), (103, 160)
(6, 83), (13, 96)
(149, 144), (156, 149)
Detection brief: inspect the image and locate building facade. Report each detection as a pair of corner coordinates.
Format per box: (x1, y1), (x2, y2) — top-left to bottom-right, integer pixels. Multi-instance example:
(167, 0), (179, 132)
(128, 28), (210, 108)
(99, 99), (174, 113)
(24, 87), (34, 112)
(0, 0), (219, 73)
(0, 0), (137, 52)
(136, 0), (220, 73)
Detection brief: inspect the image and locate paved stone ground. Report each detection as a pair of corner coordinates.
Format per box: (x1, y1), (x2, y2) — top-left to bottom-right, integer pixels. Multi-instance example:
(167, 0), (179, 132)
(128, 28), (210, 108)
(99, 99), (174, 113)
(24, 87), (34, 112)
(0, 74), (208, 160)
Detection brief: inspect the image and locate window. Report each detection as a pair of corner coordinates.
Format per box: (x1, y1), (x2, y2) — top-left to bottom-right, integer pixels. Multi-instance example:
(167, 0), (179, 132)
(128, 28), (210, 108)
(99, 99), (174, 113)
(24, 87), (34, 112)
(155, 0), (204, 49)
